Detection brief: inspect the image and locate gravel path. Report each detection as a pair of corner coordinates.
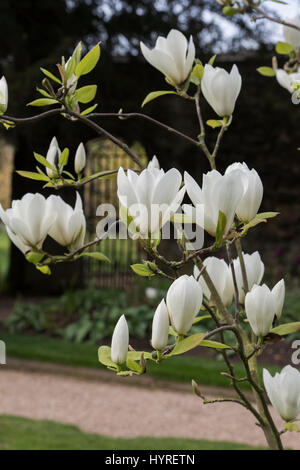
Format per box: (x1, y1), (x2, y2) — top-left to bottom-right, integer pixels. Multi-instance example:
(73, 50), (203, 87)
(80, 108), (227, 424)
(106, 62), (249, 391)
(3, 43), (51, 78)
(0, 368), (299, 449)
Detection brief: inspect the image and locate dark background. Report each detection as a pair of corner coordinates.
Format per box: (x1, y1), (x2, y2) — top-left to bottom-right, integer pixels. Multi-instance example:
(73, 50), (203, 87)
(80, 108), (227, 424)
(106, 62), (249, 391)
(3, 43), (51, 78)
(0, 0), (299, 292)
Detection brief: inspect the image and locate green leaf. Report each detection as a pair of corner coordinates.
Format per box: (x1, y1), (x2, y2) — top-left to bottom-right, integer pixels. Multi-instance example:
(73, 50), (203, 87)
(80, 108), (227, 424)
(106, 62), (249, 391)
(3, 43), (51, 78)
(40, 67), (62, 84)
(75, 43), (100, 77)
(215, 210), (227, 247)
(170, 333), (206, 356)
(126, 359), (142, 373)
(80, 252), (110, 263)
(256, 212), (279, 219)
(284, 422), (300, 432)
(193, 315), (211, 324)
(16, 171), (49, 182)
(59, 148), (69, 168)
(127, 351), (153, 361)
(208, 54), (217, 66)
(36, 265), (51, 275)
(199, 339), (230, 349)
(33, 152), (55, 171)
(222, 6), (239, 16)
(37, 88), (52, 98)
(271, 322), (300, 336)
(206, 119), (223, 129)
(26, 252), (45, 264)
(141, 90), (177, 108)
(257, 67), (276, 77)
(131, 263), (155, 277)
(75, 85), (97, 104)
(168, 325), (177, 336)
(81, 103), (98, 116)
(27, 98), (58, 107)
(190, 64), (204, 85)
(275, 41), (293, 55)
(241, 216), (266, 234)
(98, 345), (117, 368)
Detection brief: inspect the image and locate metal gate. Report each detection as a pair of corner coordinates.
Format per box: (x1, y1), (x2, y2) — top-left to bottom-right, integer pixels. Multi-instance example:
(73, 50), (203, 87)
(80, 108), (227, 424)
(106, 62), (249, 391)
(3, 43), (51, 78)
(83, 137), (147, 288)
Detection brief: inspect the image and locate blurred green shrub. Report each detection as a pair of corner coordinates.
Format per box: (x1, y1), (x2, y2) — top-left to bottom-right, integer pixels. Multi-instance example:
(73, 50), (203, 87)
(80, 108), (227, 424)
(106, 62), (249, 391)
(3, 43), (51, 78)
(4, 287), (158, 343)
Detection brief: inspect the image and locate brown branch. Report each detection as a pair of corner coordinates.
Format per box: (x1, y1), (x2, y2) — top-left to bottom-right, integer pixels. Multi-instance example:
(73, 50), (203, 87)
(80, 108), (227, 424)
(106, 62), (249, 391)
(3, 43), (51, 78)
(89, 112), (199, 147)
(0, 108), (62, 124)
(249, 2), (300, 32)
(226, 242), (240, 323)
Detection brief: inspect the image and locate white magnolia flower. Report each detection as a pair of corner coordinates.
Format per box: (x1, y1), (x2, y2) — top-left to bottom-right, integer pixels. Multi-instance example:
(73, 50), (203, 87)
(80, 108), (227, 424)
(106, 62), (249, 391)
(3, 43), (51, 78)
(245, 284), (276, 337)
(194, 257), (234, 307)
(0, 193), (56, 252)
(263, 366), (300, 422)
(184, 169), (243, 237)
(47, 192), (86, 250)
(233, 251), (264, 304)
(46, 137), (61, 178)
(225, 162), (263, 222)
(117, 165), (185, 237)
(276, 69), (300, 93)
(151, 299), (169, 350)
(277, 68), (300, 93)
(0, 76), (8, 114)
(140, 29), (195, 85)
(272, 279), (285, 319)
(166, 275), (203, 335)
(74, 142), (86, 174)
(111, 315), (129, 365)
(201, 64), (242, 117)
(283, 17), (300, 49)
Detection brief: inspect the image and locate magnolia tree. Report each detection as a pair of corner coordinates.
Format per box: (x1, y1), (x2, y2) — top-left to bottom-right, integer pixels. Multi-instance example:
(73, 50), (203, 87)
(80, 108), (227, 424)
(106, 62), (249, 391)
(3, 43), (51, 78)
(1, 2), (300, 451)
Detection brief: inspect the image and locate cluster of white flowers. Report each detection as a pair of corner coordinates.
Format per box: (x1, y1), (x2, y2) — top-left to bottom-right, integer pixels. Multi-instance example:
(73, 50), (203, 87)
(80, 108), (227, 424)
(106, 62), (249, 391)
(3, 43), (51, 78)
(0, 192), (86, 254)
(118, 158), (264, 238)
(111, 274), (203, 363)
(141, 29), (242, 117)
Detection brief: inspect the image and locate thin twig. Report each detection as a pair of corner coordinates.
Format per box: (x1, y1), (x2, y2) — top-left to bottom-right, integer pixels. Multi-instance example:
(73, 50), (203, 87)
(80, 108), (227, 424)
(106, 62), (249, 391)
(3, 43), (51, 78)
(90, 112), (199, 147)
(249, 2), (300, 32)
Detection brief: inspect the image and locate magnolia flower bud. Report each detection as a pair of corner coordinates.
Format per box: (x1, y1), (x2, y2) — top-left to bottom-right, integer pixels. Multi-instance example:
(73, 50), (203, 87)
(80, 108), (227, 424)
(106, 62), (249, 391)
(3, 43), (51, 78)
(111, 315), (129, 365)
(47, 192), (86, 251)
(74, 142), (86, 174)
(233, 251), (264, 304)
(283, 16), (300, 49)
(201, 64), (242, 117)
(151, 299), (169, 350)
(0, 76), (8, 114)
(166, 275), (203, 335)
(117, 165), (185, 237)
(140, 29), (195, 85)
(184, 169), (243, 237)
(225, 162), (263, 222)
(272, 279), (285, 319)
(245, 284), (276, 337)
(276, 68), (300, 93)
(263, 366), (300, 422)
(0, 193), (56, 252)
(194, 257), (234, 307)
(46, 137), (61, 178)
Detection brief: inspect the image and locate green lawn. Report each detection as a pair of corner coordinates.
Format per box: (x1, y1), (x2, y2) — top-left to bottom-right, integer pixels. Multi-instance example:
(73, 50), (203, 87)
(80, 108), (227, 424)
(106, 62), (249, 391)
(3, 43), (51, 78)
(0, 331), (280, 389)
(0, 415), (265, 450)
